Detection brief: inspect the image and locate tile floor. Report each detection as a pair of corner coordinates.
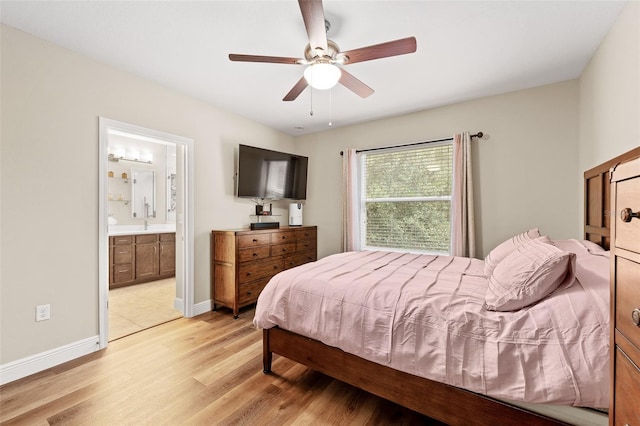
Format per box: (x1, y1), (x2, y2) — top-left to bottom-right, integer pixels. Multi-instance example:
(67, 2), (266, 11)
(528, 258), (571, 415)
(108, 278), (182, 341)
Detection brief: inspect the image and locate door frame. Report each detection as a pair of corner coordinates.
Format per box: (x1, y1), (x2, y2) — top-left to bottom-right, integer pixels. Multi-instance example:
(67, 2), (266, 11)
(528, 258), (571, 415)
(98, 117), (195, 348)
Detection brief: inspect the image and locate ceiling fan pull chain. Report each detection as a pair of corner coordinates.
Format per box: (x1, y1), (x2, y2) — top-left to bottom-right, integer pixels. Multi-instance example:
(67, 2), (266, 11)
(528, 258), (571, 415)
(309, 86), (314, 116)
(328, 88), (333, 127)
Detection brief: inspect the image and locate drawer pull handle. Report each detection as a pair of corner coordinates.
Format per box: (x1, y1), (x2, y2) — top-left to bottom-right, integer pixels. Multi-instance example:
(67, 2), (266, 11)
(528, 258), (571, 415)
(632, 308), (640, 327)
(621, 207), (640, 222)
(252, 238), (258, 242)
(253, 253), (258, 257)
(246, 272), (252, 276)
(273, 265), (279, 269)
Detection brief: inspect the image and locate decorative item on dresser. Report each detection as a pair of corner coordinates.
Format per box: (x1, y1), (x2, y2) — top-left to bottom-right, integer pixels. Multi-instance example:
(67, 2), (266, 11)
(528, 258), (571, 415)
(609, 153), (640, 426)
(109, 232), (176, 289)
(210, 226), (317, 318)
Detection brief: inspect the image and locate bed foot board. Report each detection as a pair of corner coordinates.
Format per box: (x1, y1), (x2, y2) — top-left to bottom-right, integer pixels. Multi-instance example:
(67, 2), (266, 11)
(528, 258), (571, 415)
(262, 329), (272, 374)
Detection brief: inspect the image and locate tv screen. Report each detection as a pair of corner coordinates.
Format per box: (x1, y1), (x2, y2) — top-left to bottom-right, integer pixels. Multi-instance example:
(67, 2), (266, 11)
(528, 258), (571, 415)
(237, 144), (308, 200)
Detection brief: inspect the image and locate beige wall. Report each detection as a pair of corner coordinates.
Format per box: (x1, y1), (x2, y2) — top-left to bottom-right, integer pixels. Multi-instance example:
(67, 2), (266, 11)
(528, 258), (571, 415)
(297, 81), (580, 259)
(578, 1), (640, 223)
(579, 1), (639, 169)
(0, 25), (295, 364)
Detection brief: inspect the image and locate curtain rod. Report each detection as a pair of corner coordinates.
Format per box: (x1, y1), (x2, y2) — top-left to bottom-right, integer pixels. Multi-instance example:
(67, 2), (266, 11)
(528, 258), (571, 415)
(339, 132), (483, 156)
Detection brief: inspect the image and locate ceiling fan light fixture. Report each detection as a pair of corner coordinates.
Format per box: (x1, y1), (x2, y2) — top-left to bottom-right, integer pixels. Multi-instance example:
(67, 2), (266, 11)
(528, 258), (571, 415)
(304, 63), (341, 90)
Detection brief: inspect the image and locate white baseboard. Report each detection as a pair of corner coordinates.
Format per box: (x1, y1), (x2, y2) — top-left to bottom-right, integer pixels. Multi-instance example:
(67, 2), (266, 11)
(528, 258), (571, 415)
(174, 297), (211, 317)
(0, 335), (100, 386)
(192, 299), (212, 316)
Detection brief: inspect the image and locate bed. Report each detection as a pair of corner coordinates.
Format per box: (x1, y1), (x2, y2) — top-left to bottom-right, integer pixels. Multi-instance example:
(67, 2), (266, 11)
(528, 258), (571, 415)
(253, 148), (640, 426)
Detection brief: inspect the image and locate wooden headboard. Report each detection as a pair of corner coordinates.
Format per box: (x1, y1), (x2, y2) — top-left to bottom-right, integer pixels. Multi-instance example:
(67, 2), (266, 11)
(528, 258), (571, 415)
(584, 146), (640, 249)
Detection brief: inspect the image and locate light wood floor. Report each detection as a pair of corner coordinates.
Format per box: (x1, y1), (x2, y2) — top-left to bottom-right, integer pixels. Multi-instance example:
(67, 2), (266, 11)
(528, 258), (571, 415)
(0, 308), (442, 425)
(109, 278), (182, 341)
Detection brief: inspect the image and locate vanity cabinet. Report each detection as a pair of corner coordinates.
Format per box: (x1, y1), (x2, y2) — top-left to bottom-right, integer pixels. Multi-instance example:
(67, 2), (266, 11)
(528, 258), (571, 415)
(211, 226), (317, 318)
(609, 155), (640, 426)
(159, 233), (176, 276)
(135, 234), (159, 281)
(111, 235), (135, 286)
(109, 232), (176, 289)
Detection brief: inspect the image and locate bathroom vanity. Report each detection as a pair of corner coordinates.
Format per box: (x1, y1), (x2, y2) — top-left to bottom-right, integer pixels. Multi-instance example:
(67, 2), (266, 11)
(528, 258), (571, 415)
(109, 231), (175, 289)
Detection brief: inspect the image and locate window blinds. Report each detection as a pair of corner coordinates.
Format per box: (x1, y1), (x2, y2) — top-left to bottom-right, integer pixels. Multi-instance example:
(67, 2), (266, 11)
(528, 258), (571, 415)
(360, 142), (453, 254)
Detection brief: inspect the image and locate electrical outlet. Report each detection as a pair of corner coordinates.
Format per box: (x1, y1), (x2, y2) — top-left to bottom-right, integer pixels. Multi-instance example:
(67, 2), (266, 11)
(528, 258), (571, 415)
(36, 304), (50, 322)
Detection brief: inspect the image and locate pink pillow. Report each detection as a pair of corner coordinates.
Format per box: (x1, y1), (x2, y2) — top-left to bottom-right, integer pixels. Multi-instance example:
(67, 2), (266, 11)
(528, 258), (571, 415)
(484, 237), (576, 312)
(484, 228), (541, 277)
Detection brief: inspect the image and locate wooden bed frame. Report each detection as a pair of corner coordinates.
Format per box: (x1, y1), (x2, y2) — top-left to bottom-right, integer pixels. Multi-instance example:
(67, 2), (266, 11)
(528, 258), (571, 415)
(584, 146), (640, 249)
(261, 147), (640, 426)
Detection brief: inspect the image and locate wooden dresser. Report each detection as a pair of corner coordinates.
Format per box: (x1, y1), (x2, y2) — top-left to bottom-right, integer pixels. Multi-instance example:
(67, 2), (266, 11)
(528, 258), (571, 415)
(211, 226), (317, 318)
(610, 155), (640, 426)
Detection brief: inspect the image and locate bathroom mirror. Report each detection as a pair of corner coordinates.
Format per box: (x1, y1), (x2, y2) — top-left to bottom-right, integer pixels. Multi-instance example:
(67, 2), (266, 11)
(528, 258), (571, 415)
(131, 168), (156, 219)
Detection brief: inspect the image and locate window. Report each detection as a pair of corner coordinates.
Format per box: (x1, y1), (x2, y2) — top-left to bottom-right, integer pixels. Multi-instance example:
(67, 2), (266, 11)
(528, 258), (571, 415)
(359, 142), (453, 254)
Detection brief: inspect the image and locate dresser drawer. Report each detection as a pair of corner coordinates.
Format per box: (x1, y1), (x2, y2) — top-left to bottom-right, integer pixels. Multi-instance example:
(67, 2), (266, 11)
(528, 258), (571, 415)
(112, 235), (134, 245)
(295, 227), (317, 241)
(615, 257), (640, 351)
(271, 242), (296, 257)
(238, 257), (284, 283)
(271, 231), (296, 244)
(296, 239), (316, 252)
(113, 245), (133, 264)
(237, 233), (271, 248)
(286, 250), (317, 269)
(136, 234), (158, 244)
(160, 233), (175, 242)
(614, 173), (640, 254)
(113, 264), (134, 283)
(614, 348), (640, 425)
(238, 245), (270, 263)
(238, 277), (271, 305)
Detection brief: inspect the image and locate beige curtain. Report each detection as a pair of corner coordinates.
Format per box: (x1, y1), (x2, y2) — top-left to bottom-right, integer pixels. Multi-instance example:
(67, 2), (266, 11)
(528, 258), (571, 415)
(341, 148), (359, 252)
(451, 132), (476, 257)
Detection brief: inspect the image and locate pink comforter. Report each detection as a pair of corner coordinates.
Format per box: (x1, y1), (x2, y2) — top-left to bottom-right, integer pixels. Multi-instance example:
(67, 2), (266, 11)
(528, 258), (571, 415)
(253, 239), (610, 408)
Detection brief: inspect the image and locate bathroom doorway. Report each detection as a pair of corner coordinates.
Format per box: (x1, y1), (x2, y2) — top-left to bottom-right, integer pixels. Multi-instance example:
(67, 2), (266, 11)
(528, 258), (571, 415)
(109, 278), (181, 341)
(98, 118), (194, 348)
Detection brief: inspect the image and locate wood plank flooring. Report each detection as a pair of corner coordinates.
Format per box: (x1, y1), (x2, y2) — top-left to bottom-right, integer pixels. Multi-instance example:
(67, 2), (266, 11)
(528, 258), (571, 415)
(0, 308), (443, 425)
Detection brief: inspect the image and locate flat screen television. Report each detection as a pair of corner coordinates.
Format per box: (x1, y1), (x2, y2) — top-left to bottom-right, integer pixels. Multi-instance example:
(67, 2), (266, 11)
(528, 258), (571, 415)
(237, 144), (308, 200)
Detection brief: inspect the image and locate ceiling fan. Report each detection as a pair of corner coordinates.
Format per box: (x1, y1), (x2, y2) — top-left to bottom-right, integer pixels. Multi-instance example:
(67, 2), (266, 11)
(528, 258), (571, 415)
(228, 0), (417, 102)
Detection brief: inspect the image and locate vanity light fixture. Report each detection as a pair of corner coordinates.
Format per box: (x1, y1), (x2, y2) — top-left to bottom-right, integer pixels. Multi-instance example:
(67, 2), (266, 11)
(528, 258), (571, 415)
(108, 152), (153, 164)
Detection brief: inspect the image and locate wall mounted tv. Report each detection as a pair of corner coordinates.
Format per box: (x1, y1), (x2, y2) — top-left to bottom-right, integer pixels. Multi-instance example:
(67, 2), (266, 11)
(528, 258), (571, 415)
(237, 144), (308, 200)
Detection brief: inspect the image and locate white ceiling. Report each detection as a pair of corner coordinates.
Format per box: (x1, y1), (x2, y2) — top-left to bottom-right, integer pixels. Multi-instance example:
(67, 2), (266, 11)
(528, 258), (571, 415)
(0, 1), (627, 135)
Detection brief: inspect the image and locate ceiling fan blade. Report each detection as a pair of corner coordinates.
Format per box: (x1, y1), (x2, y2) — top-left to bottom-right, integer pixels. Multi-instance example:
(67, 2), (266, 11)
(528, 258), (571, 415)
(339, 69), (374, 98)
(229, 54), (302, 65)
(341, 37), (417, 65)
(299, 0), (327, 53)
(283, 76), (309, 101)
